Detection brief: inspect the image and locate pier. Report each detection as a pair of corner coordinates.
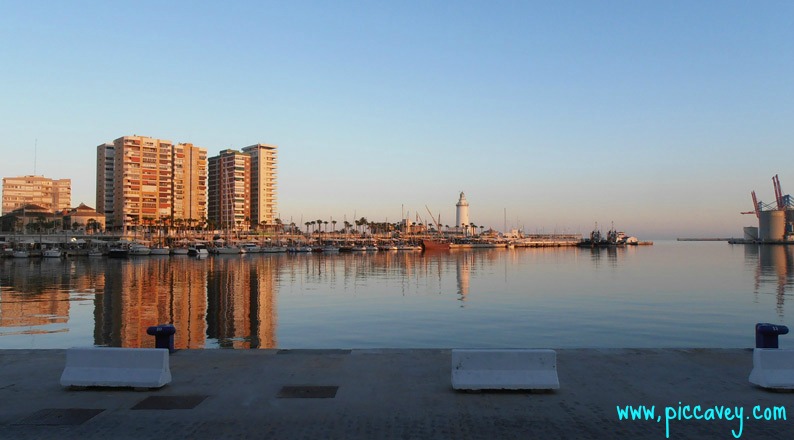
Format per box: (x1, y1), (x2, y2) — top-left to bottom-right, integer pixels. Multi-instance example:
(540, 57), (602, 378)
(1, 348), (790, 439)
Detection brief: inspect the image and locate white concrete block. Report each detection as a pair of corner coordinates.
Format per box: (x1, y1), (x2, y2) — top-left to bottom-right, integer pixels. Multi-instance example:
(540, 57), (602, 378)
(451, 349), (559, 391)
(749, 348), (794, 389)
(60, 347), (171, 389)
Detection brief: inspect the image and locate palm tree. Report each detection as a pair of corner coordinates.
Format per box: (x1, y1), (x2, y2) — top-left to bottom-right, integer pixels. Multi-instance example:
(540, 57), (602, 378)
(332, 220), (337, 234)
(323, 221), (329, 233)
(305, 222), (310, 234)
(358, 217), (368, 235)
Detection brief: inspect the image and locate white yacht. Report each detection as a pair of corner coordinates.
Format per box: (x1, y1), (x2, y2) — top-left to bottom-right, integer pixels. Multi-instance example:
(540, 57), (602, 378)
(150, 246), (170, 255)
(129, 244), (151, 256)
(241, 243), (262, 253)
(214, 246), (242, 254)
(188, 244), (209, 256)
(43, 248), (62, 258)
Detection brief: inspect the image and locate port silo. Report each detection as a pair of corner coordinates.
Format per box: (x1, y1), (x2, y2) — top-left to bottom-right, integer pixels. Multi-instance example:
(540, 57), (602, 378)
(743, 227), (759, 240)
(759, 210), (786, 241)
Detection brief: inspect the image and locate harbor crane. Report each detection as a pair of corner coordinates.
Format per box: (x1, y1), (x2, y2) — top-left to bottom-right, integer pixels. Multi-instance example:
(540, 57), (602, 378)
(772, 174), (793, 209)
(740, 191), (760, 218)
(774, 174), (784, 209)
(740, 175), (794, 218)
(425, 205), (443, 232)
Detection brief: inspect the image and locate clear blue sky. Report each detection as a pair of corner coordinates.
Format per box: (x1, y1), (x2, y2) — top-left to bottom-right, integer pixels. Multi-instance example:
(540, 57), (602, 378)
(1, 1), (792, 239)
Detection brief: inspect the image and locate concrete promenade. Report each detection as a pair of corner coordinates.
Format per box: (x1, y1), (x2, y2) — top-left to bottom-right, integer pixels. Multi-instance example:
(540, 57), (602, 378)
(1, 348), (793, 439)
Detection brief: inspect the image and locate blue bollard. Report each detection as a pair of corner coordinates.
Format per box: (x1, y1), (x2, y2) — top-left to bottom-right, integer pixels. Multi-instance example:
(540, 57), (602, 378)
(755, 323), (789, 349)
(146, 324), (176, 353)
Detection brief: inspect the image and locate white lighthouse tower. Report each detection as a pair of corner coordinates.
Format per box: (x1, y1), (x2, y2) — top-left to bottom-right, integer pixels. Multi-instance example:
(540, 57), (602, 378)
(455, 192), (470, 234)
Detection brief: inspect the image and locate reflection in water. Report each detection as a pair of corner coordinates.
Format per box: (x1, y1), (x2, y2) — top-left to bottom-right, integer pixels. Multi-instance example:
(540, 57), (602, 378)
(3, 242), (793, 349)
(456, 252), (470, 303)
(751, 245), (794, 318)
(584, 246), (624, 268)
(96, 257), (212, 349)
(0, 255), (278, 349)
(206, 256), (277, 348)
(0, 259), (104, 335)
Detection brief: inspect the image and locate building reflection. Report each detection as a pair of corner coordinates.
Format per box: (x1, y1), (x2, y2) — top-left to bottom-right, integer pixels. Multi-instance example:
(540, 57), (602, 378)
(751, 245), (794, 317)
(93, 256), (278, 349)
(0, 259), (105, 334)
(3, 250), (506, 347)
(206, 256), (277, 348)
(95, 257), (209, 349)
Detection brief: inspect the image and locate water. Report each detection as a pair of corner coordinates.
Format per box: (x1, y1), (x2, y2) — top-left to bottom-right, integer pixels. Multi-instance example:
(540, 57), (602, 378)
(1, 241), (792, 349)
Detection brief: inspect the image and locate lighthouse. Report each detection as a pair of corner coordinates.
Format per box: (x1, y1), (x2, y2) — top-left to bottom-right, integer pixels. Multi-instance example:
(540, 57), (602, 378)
(455, 192), (470, 233)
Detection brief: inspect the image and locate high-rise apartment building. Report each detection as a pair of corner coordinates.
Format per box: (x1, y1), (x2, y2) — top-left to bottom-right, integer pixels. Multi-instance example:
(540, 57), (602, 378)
(96, 135), (207, 231)
(111, 136), (174, 230)
(96, 142), (115, 220)
(1, 175), (71, 215)
(241, 144), (278, 227)
(208, 149), (250, 230)
(173, 143), (208, 223)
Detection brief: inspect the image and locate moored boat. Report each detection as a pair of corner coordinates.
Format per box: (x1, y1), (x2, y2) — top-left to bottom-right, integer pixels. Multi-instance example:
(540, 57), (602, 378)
(241, 243), (262, 253)
(396, 244), (421, 251)
(288, 245), (313, 253)
(188, 244), (209, 256)
(214, 246), (242, 254)
(129, 244), (151, 255)
(421, 239), (450, 251)
(262, 245), (287, 253)
(43, 247), (62, 258)
(108, 246), (129, 258)
(150, 246), (170, 255)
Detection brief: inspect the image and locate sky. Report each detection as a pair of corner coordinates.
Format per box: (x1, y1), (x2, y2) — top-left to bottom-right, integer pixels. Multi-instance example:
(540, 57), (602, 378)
(1, 1), (792, 239)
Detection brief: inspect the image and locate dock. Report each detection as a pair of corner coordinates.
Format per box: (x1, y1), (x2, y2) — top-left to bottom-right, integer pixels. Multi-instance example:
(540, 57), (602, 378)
(1, 348), (792, 439)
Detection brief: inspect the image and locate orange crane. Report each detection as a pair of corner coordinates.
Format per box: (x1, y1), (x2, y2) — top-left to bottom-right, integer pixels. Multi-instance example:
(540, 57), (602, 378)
(740, 191), (760, 218)
(773, 174), (785, 209)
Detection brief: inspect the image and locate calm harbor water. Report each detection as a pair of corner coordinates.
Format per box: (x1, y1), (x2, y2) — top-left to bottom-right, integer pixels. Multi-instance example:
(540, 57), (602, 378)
(0, 241), (792, 349)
